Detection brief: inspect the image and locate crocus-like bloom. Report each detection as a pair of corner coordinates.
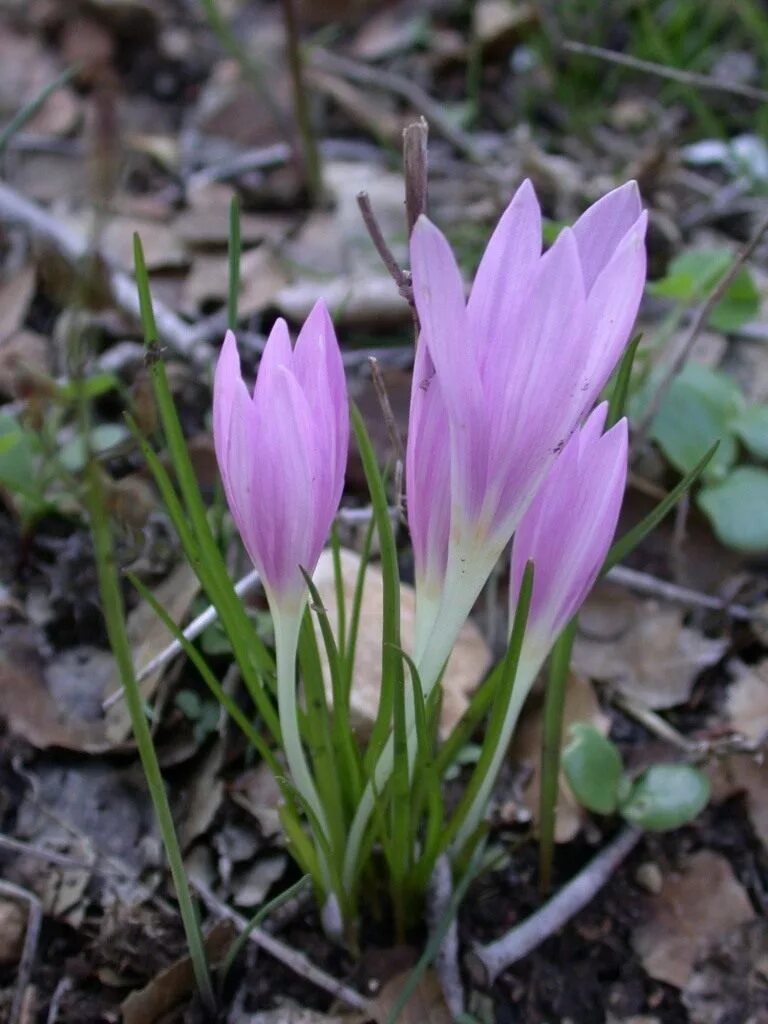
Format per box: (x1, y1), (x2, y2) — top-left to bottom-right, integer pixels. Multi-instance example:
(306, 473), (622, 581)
(407, 179), (646, 689)
(213, 300), (348, 855)
(453, 404), (628, 850)
(213, 299), (348, 611)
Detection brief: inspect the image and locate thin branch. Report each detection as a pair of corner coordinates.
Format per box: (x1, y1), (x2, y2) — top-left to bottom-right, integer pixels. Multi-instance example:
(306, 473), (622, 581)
(428, 855), (465, 1018)
(356, 191), (412, 298)
(562, 40), (768, 104)
(605, 564), (762, 622)
(466, 826), (642, 987)
(0, 880), (42, 1024)
(403, 118), (429, 234)
(45, 978), (72, 1024)
(0, 181), (207, 365)
(368, 356), (405, 463)
(192, 879), (370, 1012)
(635, 211), (768, 439)
(309, 48), (484, 163)
(280, 0), (323, 204)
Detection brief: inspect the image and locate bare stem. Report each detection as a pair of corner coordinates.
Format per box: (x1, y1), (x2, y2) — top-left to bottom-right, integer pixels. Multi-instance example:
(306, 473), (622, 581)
(280, 0), (324, 205)
(467, 826), (642, 987)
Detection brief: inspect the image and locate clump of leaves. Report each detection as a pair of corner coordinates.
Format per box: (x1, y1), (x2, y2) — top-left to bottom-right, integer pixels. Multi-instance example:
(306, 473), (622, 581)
(563, 723), (710, 831)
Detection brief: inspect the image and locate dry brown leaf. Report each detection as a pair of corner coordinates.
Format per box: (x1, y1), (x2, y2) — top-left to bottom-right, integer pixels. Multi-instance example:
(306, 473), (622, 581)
(631, 850), (754, 988)
(121, 919), (235, 1024)
(726, 659), (768, 743)
(104, 562), (201, 743)
(572, 582), (727, 709)
(276, 275), (409, 328)
(708, 754), (768, 850)
(474, 1), (537, 53)
(0, 29), (80, 137)
(368, 969), (451, 1024)
(102, 217), (187, 271)
(0, 899), (27, 966)
(312, 549), (492, 739)
(179, 742), (224, 850)
(0, 329), (50, 398)
(511, 672), (609, 843)
(0, 266), (36, 342)
(182, 246), (287, 317)
(0, 626), (111, 752)
(683, 919), (768, 1024)
(230, 762), (284, 839)
(242, 1009), (363, 1024)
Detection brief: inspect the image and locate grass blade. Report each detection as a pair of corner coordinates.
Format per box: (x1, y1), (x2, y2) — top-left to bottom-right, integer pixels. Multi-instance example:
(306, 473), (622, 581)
(607, 332), (641, 428)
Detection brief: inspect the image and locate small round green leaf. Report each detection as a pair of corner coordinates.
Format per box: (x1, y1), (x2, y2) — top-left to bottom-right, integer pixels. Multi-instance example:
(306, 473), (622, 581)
(733, 404), (768, 461)
(562, 723), (623, 815)
(650, 363), (743, 483)
(619, 763), (710, 831)
(698, 466), (768, 552)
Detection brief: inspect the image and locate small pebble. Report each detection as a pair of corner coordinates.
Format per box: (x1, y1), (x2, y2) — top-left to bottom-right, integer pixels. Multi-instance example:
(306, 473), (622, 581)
(635, 861), (664, 895)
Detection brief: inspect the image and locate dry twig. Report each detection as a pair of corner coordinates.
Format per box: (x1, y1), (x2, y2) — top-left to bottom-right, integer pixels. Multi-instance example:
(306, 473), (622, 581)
(192, 879), (370, 1012)
(466, 826), (642, 986)
(0, 181), (207, 365)
(563, 40), (768, 104)
(428, 855), (465, 1018)
(635, 210), (768, 440)
(309, 49), (484, 163)
(403, 118), (429, 234)
(0, 880), (42, 1024)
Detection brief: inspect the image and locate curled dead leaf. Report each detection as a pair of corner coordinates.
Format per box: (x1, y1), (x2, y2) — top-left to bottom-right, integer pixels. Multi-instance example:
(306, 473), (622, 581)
(573, 583), (727, 710)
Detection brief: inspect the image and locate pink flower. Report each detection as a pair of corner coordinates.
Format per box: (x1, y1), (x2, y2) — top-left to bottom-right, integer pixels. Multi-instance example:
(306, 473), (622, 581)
(407, 179), (646, 682)
(454, 405), (628, 851)
(213, 300), (348, 607)
(509, 403), (628, 660)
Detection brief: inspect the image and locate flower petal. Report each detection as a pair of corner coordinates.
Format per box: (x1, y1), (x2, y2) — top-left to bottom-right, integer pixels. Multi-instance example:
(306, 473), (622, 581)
(467, 178), (542, 367)
(580, 210), (648, 409)
(572, 180), (643, 292)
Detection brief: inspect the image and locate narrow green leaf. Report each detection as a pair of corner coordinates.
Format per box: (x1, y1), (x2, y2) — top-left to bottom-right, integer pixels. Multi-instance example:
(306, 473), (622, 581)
(607, 332), (641, 428)
(383, 840), (487, 1024)
(0, 64), (81, 154)
(350, 404), (403, 774)
(538, 619), (577, 893)
(603, 441), (718, 572)
(302, 567), (362, 809)
(441, 562), (534, 857)
(218, 875), (310, 990)
(127, 573), (281, 776)
(297, 608), (345, 862)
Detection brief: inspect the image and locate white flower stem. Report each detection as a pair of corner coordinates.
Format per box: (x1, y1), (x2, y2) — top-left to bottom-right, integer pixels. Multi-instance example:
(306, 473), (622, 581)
(342, 540), (499, 892)
(273, 605), (331, 846)
(451, 656), (540, 853)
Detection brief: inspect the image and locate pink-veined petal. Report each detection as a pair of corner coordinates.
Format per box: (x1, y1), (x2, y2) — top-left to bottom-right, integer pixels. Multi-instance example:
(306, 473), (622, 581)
(572, 180), (643, 292)
(467, 178), (542, 370)
(254, 317), (293, 400)
(580, 210), (648, 409)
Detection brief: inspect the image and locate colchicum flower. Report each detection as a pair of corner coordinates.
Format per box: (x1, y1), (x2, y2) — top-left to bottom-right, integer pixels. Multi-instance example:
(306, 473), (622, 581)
(407, 179), (647, 690)
(454, 404), (629, 849)
(213, 300), (348, 842)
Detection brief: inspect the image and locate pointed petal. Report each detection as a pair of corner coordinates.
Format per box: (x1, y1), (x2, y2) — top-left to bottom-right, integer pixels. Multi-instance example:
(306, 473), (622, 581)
(487, 227), (588, 537)
(254, 317), (293, 399)
(213, 330), (245, 513)
(467, 179), (542, 364)
(580, 210), (647, 409)
(410, 215), (486, 519)
(406, 340), (450, 592)
(292, 298), (348, 515)
(572, 181), (643, 292)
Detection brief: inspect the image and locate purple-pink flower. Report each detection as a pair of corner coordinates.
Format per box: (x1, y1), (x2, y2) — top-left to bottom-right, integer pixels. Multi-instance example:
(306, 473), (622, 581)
(509, 403), (628, 659)
(213, 300), (348, 607)
(406, 179), (646, 681)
